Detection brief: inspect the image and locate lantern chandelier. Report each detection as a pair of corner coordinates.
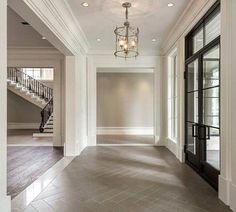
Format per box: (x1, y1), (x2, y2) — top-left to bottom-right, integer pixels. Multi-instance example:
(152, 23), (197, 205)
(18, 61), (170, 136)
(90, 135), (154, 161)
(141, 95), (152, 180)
(114, 2), (139, 59)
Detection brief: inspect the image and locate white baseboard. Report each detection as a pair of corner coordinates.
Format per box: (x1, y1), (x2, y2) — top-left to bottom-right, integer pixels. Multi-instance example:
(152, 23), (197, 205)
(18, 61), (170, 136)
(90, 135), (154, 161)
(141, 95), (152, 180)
(96, 127), (154, 135)
(230, 182), (236, 211)
(0, 195), (11, 212)
(219, 175), (230, 205)
(166, 137), (178, 157)
(8, 122), (40, 130)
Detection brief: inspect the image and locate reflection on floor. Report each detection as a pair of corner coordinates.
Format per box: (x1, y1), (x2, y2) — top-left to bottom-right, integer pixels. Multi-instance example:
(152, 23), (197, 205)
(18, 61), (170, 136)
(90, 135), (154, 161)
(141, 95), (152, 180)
(207, 150), (220, 170)
(97, 135), (154, 145)
(8, 129), (53, 146)
(25, 146), (231, 212)
(8, 146), (63, 199)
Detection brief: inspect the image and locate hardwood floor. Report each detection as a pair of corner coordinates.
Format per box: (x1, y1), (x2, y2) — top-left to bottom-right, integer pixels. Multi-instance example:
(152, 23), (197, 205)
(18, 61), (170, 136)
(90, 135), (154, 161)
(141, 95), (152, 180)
(7, 146), (63, 199)
(8, 129), (53, 146)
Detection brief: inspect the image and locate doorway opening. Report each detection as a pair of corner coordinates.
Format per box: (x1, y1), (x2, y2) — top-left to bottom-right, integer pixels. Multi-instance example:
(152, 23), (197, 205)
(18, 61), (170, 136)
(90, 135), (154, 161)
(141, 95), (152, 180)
(7, 7), (63, 199)
(96, 68), (155, 145)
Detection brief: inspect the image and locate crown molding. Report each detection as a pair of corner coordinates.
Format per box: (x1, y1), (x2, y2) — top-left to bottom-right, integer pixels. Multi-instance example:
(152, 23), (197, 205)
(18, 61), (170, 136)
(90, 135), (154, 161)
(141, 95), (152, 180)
(8, 0), (90, 56)
(161, 0), (217, 55)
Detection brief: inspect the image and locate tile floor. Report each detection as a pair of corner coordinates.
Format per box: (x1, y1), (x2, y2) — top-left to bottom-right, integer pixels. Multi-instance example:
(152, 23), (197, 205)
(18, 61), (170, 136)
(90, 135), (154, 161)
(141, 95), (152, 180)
(23, 146), (231, 212)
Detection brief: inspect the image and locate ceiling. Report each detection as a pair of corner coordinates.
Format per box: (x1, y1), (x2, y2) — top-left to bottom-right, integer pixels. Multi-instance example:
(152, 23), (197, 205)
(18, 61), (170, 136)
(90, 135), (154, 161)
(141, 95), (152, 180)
(66, 0), (190, 53)
(7, 7), (52, 47)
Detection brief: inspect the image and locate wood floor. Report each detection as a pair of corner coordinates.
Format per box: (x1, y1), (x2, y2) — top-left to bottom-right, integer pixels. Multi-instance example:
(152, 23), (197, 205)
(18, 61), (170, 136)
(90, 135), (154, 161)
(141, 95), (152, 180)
(24, 146), (231, 212)
(8, 146), (63, 199)
(8, 129), (53, 146)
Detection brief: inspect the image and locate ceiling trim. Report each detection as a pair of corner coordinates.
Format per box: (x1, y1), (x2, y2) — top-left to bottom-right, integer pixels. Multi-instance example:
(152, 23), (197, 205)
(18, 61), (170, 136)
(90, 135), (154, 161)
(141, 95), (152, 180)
(161, 0), (217, 55)
(8, 0), (90, 56)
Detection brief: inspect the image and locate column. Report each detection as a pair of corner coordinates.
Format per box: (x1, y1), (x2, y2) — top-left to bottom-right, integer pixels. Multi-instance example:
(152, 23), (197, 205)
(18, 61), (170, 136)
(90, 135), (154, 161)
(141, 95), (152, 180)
(220, 0), (236, 210)
(64, 55), (88, 156)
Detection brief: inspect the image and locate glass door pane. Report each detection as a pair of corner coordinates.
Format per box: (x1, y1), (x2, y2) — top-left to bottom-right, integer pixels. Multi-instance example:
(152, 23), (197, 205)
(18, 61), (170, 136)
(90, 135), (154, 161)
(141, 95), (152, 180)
(187, 59), (198, 92)
(186, 59), (199, 157)
(203, 45), (220, 171)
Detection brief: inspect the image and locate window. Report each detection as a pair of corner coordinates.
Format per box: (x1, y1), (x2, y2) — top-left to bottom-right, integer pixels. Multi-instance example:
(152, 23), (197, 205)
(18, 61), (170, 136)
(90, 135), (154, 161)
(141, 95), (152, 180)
(186, 5), (220, 58)
(168, 52), (178, 141)
(21, 68), (54, 80)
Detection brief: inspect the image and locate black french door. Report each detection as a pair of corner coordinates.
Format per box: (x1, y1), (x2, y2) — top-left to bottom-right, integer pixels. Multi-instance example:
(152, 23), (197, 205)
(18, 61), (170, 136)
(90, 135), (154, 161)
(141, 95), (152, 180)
(184, 1), (220, 190)
(185, 41), (220, 189)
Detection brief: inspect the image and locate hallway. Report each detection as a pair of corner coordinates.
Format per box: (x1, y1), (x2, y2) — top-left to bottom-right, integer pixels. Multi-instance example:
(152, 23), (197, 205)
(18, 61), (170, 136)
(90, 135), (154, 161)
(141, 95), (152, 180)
(24, 147), (231, 212)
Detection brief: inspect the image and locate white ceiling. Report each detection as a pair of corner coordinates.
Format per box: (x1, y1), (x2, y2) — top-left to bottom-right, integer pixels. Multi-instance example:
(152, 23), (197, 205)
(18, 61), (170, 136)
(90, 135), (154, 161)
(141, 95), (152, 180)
(7, 7), (52, 47)
(66, 0), (190, 53)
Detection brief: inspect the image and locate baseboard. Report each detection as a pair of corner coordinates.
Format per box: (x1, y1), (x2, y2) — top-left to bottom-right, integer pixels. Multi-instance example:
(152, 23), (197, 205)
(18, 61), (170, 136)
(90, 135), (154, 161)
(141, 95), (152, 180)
(97, 127), (154, 135)
(219, 175), (230, 205)
(0, 195), (11, 212)
(166, 137), (177, 156)
(230, 182), (236, 211)
(8, 122), (40, 130)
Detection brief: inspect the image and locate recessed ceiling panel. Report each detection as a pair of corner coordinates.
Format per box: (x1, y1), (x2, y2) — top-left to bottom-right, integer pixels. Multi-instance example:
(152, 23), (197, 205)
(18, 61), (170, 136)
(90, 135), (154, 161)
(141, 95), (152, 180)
(66, 0), (190, 53)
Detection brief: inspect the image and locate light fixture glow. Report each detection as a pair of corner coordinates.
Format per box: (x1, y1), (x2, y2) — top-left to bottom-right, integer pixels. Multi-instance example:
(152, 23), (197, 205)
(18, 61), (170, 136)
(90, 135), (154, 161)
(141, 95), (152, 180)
(42, 36), (46, 40)
(81, 2), (89, 7)
(152, 39), (157, 42)
(97, 38), (101, 42)
(168, 3), (174, 7)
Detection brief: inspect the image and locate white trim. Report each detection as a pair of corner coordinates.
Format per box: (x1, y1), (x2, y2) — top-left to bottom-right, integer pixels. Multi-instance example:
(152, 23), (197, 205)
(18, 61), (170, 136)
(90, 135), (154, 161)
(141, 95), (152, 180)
(166, 137), (178, 157)
(219, 175), (231, 205)
(230, 182), (236, 211)
(97, 144), (155, 147)
(97, 68), (154, 73)
(97, 127), (154, 135)
(33, 133), (53, 138)
(8, 122), (40, 130)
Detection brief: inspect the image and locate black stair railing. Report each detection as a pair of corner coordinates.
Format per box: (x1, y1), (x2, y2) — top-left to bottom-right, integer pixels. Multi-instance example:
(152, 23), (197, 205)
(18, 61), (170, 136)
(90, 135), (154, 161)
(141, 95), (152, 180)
(7, 67), (53, 133)
(7, 67), (53, 102)
(39, 98), (53, 133)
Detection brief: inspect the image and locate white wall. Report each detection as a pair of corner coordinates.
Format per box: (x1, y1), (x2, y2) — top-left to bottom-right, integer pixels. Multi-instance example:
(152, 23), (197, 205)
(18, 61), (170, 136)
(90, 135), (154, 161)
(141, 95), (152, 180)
(7, 90), (41, 127)
(0, 0), (11, 211)
(97, 72), (154, 135)
(219, 0), (236, 210)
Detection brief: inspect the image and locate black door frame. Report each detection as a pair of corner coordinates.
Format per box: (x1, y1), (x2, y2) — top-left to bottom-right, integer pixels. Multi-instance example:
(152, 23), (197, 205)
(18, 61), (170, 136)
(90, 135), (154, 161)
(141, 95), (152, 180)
(184, 1), (220, 190)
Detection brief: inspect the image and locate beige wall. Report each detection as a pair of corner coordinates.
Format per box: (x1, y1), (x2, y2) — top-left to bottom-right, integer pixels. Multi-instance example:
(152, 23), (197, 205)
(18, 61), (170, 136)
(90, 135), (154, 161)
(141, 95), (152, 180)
(97, 72), (154, 128)
(7, 90), (41, 124)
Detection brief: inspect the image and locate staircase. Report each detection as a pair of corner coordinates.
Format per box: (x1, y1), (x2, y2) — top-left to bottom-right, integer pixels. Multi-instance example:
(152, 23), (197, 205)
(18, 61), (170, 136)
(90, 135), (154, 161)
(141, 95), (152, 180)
(7, 67), (53, 135)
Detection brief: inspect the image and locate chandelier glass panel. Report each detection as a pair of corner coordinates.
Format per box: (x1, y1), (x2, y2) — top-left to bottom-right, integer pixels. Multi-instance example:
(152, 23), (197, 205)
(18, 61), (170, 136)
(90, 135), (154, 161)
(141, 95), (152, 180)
(114, 2), (139, 59)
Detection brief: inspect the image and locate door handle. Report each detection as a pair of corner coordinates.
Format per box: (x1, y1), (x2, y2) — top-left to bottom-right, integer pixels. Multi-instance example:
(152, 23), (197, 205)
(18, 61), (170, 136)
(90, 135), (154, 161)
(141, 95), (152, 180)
(206, 126), (210, 140)
(198, 125), (206, 140)
(192, 124), (198, 138)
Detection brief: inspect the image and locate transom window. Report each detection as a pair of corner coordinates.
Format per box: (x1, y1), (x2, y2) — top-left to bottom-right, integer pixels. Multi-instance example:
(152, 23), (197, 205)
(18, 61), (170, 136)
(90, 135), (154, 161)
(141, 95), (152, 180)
(186, 5), (220, 58)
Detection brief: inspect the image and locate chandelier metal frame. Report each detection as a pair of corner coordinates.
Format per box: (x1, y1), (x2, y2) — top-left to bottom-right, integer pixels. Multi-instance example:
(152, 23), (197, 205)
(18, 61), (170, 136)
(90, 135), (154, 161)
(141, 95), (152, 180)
(114, 2), (139, 59)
